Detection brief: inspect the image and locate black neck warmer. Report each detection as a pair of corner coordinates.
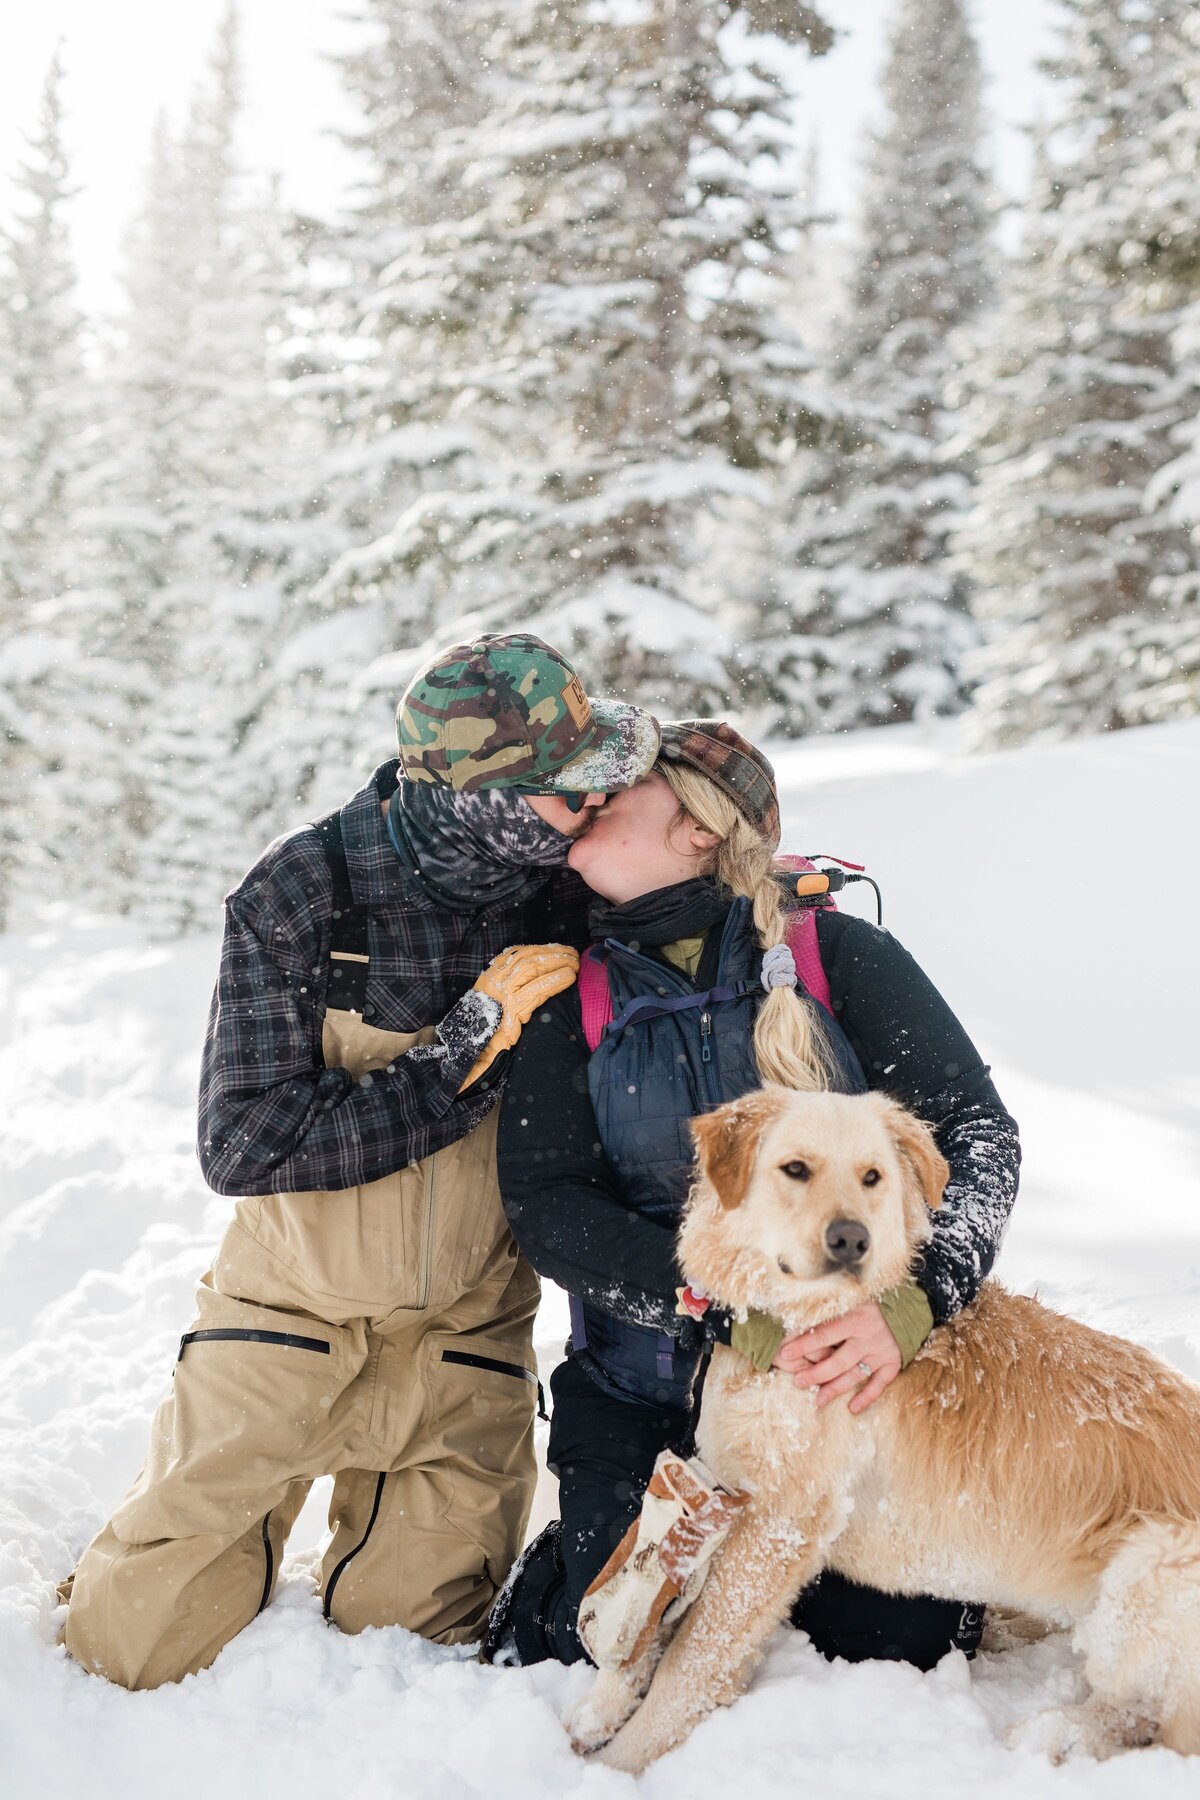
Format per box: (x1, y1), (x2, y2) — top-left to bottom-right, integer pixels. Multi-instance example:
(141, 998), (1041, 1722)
(387, 779), (570, 913)
(587, 876), (730, 950)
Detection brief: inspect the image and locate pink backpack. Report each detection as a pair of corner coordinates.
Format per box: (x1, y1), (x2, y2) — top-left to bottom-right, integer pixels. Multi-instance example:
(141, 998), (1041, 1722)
(578, 855), (842, 1052)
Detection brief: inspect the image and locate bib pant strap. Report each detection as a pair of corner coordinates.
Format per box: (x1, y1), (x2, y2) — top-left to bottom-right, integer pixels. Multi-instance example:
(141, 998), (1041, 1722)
(315, 809), (372, 1015)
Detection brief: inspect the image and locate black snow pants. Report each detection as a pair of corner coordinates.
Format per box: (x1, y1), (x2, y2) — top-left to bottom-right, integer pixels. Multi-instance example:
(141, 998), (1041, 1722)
(506, 1354), (985, 1669)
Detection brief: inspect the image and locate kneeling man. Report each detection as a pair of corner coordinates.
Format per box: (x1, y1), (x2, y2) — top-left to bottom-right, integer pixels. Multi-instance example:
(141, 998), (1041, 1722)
(60, 633), (658, 1689)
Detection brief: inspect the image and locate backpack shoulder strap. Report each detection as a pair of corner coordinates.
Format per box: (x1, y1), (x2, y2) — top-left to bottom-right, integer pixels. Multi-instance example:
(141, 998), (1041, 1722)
(785, 909), (833, 1015)
(314, 808), (371, 1013)
(578, 945), (613, 1052)
(776, 853), (835, 1016)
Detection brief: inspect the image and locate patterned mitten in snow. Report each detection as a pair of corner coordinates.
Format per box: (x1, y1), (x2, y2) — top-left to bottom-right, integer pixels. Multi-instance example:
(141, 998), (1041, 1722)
(577, 1450), (749, 1673)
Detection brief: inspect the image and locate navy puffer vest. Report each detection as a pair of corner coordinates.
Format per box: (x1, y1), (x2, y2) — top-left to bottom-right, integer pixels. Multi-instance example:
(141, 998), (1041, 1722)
(571, 897), (867, 1409)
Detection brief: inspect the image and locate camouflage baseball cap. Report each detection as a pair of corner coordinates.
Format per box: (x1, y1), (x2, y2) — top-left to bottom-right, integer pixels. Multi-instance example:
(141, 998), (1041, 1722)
(657, 720), (781, 849)
(397, 632), (661, 795)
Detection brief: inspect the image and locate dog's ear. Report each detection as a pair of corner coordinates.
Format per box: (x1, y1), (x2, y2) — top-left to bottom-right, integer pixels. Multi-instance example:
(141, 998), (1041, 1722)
(876, 1097), (949, 1215)
(690, 1088), (785, 1211)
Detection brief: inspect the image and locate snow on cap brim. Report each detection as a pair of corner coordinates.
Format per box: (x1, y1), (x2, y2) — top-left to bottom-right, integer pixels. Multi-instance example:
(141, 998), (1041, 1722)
(537, 699), (660, 794)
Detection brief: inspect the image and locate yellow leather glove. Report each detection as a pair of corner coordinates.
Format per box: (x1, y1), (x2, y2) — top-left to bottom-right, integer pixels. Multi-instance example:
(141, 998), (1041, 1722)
(458, 944), (580, 1091)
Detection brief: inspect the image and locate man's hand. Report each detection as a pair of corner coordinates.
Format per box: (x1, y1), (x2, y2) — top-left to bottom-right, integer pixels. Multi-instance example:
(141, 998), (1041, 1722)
(459, 944), (580, 1089)
(772, 1301), (902, 1415)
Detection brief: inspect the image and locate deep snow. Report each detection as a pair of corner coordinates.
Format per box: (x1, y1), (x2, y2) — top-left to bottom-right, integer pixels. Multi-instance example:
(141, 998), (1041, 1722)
(2, 717), (1199, 1799)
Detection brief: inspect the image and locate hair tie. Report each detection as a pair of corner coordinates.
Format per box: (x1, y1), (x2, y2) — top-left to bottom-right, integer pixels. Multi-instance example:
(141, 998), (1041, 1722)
(760, 942), (797, 992)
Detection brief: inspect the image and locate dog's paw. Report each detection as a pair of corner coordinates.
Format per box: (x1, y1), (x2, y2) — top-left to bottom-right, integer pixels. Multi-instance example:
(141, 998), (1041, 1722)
(594, 1727), (655, 1774)
(1008, 1701), (1156, 1763)
(567, 1706), (614, 1757)
(567, 1673), (640, 1757)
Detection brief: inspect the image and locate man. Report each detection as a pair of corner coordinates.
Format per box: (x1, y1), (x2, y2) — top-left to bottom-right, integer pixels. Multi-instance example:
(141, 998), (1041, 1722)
(60, 633), (659, 1690)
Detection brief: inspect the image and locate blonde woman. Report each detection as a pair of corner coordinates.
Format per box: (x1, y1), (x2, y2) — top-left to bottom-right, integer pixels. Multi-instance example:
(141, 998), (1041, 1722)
(484, 720), (1021, 1671)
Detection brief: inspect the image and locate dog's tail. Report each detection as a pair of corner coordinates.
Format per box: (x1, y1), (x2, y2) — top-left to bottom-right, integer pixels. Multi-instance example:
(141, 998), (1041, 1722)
(1074, 1516), (1200, 1754)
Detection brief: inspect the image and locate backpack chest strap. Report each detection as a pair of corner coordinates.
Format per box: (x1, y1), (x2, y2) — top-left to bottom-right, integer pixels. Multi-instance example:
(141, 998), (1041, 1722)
(607, 982), (754, 1037)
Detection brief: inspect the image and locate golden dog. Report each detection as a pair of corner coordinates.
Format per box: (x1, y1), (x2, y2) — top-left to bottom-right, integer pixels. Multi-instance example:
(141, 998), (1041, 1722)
(572, 1086), (1200, 1770)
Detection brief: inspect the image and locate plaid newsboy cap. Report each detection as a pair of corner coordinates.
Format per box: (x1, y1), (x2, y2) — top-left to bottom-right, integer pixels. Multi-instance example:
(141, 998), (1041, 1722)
(657, 719), (781, 849)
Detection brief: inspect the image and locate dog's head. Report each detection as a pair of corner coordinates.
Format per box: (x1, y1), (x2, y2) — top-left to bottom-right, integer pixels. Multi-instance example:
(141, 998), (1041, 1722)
(679, 1087), (948, 1330)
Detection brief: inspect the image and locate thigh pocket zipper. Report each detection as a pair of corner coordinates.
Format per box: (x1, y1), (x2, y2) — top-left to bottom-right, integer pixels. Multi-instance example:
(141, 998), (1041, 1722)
(441, 1349), (547, 1420)
(178, 1328), (332, 1360)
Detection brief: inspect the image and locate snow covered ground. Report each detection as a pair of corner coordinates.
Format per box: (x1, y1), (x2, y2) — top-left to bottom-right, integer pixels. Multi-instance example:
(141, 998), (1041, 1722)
(2, 716), (1199, 1799)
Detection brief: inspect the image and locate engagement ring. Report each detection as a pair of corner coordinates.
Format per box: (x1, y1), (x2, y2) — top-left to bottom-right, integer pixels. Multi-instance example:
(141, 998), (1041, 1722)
(857, 1360), (872, 1377)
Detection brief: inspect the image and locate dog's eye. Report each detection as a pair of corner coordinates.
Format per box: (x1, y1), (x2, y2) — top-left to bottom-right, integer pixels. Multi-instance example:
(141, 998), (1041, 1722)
(781, 1160), (811, 1181)
(862, 1168), (881, 1187)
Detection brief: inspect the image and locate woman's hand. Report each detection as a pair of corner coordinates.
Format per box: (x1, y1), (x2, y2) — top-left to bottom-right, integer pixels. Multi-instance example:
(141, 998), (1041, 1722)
(772, 1301), (902, 1414)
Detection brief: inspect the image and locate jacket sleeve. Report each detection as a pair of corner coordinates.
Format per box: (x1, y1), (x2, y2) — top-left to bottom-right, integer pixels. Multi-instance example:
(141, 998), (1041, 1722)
(816, 910), (1021, 1325)
(197, 881), (501, 1198)
(496, 984), (684, 1330)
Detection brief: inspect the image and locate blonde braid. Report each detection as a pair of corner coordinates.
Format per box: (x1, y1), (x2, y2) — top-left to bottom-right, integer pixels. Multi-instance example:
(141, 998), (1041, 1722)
(657, 762), (834, 1092)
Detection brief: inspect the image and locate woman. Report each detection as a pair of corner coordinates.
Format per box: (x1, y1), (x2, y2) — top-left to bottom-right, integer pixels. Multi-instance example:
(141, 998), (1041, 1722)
(486, 720), (1020, 1670)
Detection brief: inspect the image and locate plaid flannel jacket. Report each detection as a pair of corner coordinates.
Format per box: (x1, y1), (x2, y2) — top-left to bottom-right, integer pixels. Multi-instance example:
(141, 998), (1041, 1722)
(197, 761), (589, 1197)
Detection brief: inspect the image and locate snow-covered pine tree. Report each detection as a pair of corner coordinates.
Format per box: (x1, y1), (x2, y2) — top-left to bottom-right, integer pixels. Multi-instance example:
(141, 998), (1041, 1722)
(243, 0), (499, 819)
(755, 0), (992, 736)
(323, 0), (836, 711)
(88, 6), (309, 930)
(132, 11), (294, 930)
(0, 49), (108, 926)
(54, 114), (194, 914)
(953, 0), (1198, 745)
(1124, 7), (1200, 721)
(0, 51), (89, 611)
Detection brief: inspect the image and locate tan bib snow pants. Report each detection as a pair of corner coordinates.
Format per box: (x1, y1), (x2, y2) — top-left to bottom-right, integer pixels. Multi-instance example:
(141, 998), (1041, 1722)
(61, 1009), (539, 1690)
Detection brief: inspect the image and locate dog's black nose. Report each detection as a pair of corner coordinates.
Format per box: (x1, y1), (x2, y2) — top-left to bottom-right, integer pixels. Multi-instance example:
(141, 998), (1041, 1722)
(825, 1218), (870, 1266)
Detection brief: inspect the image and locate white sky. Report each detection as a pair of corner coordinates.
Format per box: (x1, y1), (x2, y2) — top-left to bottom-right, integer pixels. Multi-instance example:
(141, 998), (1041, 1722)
(0, 0), (1057, 316)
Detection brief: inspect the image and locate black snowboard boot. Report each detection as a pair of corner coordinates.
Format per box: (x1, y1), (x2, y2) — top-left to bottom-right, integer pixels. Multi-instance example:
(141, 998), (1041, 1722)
(478, 1520), (568, 1668)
